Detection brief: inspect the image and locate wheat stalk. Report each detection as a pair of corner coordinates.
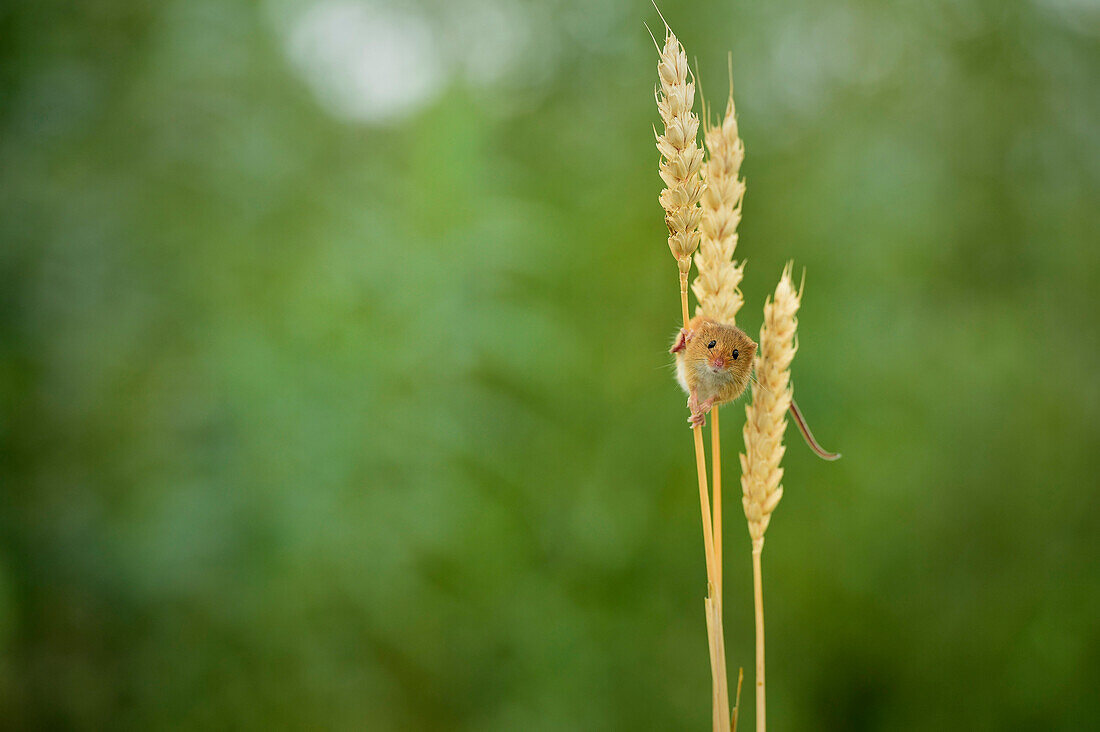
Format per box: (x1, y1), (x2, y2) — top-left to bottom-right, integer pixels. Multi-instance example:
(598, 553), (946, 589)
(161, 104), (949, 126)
(739, 263), (801, 731)
(692, 62), (747, 613)
(653, 19), (730, 732)
(693, 66), (749, 732)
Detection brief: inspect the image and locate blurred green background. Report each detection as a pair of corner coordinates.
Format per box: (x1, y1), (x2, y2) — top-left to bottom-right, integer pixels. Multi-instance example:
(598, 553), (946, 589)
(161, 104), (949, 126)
(2, 0), (1098, 728)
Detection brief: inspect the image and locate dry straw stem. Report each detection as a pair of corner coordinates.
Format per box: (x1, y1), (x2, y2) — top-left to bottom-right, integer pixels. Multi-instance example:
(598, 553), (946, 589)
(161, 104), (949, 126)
(732, 666), (744, 732)
(692, 63), (747, 606)
(739, 263), (801, 732)
(654, 20), (729, 732)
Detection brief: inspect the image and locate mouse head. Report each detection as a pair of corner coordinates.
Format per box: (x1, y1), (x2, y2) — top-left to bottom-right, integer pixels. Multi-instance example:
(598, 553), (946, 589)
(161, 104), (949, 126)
(685, 319), (757, 382)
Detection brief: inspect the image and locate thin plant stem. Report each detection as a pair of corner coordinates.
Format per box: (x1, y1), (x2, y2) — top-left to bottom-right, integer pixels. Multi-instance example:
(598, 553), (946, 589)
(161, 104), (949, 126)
(687, 439), (717, 595)
(713, 594), (731, 729)
(704, 595), (731, 732)
(752, 539), (765, 732)
(681, 273), (718, 597)
(679, 269), (729, 731)
(705, 598), (721, 731)
(712, 408), (722, 601)
(713, 409), (730, 731)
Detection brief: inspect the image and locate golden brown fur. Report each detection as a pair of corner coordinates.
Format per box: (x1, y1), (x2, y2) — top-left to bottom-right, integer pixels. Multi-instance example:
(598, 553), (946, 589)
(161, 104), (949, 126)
(670, 315), (757, 426)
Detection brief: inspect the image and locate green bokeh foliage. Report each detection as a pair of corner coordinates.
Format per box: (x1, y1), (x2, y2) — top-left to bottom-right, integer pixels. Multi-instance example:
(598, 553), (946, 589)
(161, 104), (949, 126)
(2, 0), (1098, 728)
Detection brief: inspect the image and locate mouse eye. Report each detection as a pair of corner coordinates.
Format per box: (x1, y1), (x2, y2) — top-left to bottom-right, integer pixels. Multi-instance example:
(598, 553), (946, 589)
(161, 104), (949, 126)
(731, 349), (739, 360)
(707, 340), (717, 349)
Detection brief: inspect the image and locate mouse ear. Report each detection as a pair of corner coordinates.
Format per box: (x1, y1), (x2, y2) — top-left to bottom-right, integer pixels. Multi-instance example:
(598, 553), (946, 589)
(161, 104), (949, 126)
(670, 329), (689, 354)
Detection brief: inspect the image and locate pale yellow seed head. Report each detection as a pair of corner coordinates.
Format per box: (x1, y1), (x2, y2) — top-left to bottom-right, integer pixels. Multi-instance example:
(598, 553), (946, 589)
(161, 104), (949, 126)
(693, 93), (746, 325)
(740, 263), (801, 544)
(655, 30), (703, 270)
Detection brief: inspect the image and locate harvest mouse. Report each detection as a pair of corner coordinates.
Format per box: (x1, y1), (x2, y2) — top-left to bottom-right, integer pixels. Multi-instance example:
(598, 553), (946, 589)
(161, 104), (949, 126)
(671, 315), (757, 428)
(670, 315), (840, 461)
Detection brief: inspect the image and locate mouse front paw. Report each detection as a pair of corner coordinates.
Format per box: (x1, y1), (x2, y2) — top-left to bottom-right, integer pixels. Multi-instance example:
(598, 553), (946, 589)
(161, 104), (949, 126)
(687, 397), (714, 428)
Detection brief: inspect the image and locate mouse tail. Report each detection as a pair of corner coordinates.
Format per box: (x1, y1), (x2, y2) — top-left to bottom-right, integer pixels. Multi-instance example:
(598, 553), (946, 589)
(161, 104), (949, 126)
(788, 398), (841, 461)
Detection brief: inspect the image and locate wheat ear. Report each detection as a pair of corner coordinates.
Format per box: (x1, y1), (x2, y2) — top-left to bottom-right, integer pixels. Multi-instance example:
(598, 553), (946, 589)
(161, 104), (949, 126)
(692, 58), (747, 608)
(654, 22), (730, 732)
(693, 59), (746, 328)
(739, 263), (801, 732)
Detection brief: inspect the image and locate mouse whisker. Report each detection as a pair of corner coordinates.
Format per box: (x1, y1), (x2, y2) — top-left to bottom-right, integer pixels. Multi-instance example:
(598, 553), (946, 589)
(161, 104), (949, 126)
(747, 371), (773, 397)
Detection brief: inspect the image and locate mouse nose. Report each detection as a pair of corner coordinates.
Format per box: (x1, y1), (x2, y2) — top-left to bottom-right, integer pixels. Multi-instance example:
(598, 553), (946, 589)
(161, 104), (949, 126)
(711, 357), (725, 370)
